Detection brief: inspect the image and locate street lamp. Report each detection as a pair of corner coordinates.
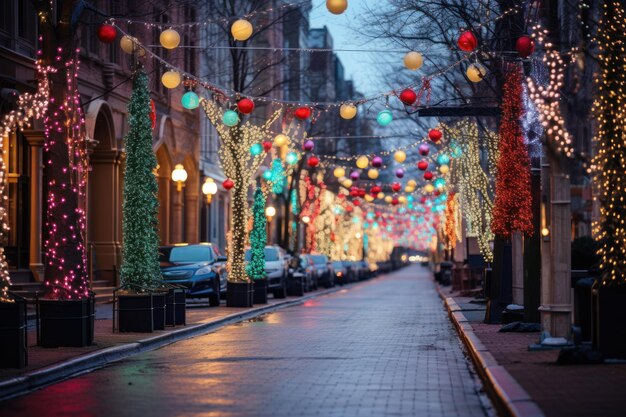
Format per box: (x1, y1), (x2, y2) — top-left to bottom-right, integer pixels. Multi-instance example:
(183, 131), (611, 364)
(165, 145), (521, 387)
(202, 177), (218, 204)
(265, 206), (276, 243)
(171, 164), (188, 192)
(302, 215), (310, 224)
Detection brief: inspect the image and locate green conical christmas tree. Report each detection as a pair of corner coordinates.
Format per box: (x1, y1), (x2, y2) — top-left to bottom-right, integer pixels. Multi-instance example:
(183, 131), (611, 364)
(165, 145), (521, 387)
(120, 71), (161, 289)
(246, 187), (267, 280)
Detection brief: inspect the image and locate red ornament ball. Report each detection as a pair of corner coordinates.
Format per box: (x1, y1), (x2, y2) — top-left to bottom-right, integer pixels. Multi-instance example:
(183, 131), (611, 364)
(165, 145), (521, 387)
(149, 99), (157, 130)
(428, 129), (442, 142)
(262, 141), (273, 152)
(516, 35), (535, 58)
(434, 190), (441, 197)
(307, 156), (320, 167)
(457, 31), (478, 52)
(353, 199), (361, 207)
(97, 24), (117, 44)
(417, 160), (429, 171)
(399, 89), (417, 106)
(358, 189), (366, 198)
(424, 171), (434, 181)
(237, 98), (255, 114)
(223, 179), (235, 190)
(371, 186), (382, 194)
(295, 107), (312, 120)
(350, 188), (359, 197)
(391, 183), (402, 192)
(391, 198), (400, 206)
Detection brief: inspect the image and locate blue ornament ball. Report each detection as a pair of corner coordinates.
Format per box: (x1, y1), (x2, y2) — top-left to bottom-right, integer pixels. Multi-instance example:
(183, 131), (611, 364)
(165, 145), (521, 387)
(223, 110), (240, 127)
(376, 109), (393, 126)
(181, 91), (200, 109)
(437, 154), (451, 165)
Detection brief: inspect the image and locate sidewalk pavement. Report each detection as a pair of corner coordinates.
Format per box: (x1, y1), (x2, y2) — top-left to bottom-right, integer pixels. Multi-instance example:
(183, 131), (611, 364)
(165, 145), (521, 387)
(0, 285), (345, 401)
(439, 287), (626, 417)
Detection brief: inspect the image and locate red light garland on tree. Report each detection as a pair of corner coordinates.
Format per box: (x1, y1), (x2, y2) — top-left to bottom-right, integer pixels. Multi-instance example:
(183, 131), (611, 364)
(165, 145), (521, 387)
(492, 66), (533, 237)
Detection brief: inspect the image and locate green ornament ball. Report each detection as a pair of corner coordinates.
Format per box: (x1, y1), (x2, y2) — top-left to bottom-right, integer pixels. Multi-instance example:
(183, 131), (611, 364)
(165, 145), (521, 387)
(181, 91), (200, 109)
(376, 109), (393, 127)
(223, 110), (240, 127)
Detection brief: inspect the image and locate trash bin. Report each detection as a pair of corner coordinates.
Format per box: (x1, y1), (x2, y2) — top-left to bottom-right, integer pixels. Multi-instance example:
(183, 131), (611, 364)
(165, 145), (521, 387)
(439, 262), (453, 286)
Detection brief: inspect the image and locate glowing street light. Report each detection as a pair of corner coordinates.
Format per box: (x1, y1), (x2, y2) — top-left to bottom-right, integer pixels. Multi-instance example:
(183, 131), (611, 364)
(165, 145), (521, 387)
(202, 178), (218, 204)
(171, 164), (188, 192)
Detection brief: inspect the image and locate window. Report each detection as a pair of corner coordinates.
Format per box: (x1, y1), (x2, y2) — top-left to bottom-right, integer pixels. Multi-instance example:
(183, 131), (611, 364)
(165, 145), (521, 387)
(0, 0), (36, 57)
(162, 246), (215, 263)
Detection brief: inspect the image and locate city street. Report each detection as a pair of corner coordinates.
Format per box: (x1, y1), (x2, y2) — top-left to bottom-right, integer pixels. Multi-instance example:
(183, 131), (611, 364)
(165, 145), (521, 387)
(0, 266), (491, 417)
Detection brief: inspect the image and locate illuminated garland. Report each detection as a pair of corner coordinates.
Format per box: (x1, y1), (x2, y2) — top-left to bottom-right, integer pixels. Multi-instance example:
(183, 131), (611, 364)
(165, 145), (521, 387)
(592, 2), (626, 286)
(492, 66), (534, 238)
(527, 25), (575, 157)
(246, 187), (267, 280)
(449, 121), (498, 261)
(444, 193), (458, 251)
(202, 99), (281, 282)
(0, 59), (49, 302)
(120, 71), (162, 290)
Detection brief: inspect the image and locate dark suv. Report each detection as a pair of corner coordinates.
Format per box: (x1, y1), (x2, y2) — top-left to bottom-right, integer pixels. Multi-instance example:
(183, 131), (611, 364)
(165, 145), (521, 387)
(159, 244), (227, 306)
(310, 254), (335, 288)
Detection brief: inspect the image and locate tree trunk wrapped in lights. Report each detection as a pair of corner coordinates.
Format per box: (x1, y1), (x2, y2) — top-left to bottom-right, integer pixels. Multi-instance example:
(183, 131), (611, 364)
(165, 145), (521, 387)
(492, 66), (534, 238)
(202, 99), (281, 282)
(594, 2), (626, 286)
(246, 187), (267, 280)
(120, 71), (162, 289)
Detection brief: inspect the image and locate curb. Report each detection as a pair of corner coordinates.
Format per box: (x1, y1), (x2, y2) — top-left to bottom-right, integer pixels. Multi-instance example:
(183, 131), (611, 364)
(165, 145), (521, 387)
(0, 284), (350, 402)
(436, 287), (545, 417)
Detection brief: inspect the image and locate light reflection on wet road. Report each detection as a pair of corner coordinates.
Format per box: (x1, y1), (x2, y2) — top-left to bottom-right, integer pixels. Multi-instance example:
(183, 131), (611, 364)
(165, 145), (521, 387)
(0, 265), (489, 417)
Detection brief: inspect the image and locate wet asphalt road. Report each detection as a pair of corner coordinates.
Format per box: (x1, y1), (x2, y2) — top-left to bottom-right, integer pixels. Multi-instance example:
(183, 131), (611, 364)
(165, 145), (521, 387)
(0, 265), (490, 417)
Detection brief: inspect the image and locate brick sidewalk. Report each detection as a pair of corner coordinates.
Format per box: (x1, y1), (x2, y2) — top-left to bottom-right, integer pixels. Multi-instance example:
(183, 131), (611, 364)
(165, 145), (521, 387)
(444, 289), (626, 417)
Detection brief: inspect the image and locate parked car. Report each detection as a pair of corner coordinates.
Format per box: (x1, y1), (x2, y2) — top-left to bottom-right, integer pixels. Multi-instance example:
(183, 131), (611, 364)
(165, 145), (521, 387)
(290, 254), (318, 292)
(245, 246), (289, 298)
(332, 261), (350, 285)
(358, 260), (372, 280)
(159, 244), (227, 306)
(310, 254), (335, 288)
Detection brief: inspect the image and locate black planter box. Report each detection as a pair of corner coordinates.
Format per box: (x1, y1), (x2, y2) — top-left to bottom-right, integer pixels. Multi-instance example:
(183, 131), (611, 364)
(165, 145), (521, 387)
(253, 279), (268, 304)
(152, 293), (166, 330)
(594, 283), (626, 359)
(287, 275), (305, 297)
(0, 299), (27, 368)
(39, 298), (94, 348)
(165, 289), (187, 326)
(227, 281), (253, 308)
(118, 294), (154, 333)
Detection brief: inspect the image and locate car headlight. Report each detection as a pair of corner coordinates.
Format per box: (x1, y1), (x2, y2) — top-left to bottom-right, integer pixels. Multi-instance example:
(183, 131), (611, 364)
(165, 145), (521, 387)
(194, 266), (213, 276)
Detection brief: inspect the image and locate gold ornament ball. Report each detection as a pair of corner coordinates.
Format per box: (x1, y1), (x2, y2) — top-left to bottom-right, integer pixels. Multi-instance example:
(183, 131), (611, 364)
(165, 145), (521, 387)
(407, 179), (417, 188)
(377, 193), (385, 199)
(405, 186), (415, 193)
(365, 194), (374, 203)
(334, 167), (346, 178)
(356, 156), (369, 169)
(439, 165), (450, 174)
(398, 196), (407, 204)
(274, 134), (290, 147)
(394, 150), (407, 163)
(340, 103), (357, 119)
(368, 169), (379, 179)
(161, 71), (181, 89)
(384, 196), (393, 203)
(231, 19), (254, 41)
(342, 179), (353, 188)
(160, 29), (180, 49)
(467, 63), (487, 83)
(424, 184), (435, 193)
(404, 51), (423, 71)
(120, 35), (141, 54)
(327, 0), (348, 15)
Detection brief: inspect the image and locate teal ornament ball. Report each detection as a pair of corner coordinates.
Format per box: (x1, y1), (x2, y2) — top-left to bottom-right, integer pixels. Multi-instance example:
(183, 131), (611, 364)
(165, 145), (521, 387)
(250, 143), (263, 156)
(376, 109), (393, 126)
(181, 91), (200, 109)
(262, 170), (273, 181)
(223, 110), (240, 126)
(286, 152), (298, 165)
(434, 178), (446, 189)
(437, 154), (451, 165)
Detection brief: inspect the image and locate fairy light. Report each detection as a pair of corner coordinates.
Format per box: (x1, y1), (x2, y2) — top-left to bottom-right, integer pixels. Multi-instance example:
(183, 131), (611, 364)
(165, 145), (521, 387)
(444, 193), (458, 251)
(526, 25), (575, 157)
(592, 2), (626, 286)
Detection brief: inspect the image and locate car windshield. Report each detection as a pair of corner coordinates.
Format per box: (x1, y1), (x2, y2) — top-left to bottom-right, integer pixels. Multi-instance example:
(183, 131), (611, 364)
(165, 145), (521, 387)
(163, 246), (214, 263)
(311, 255), (327, 264)
(245, 248), (279, 262)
